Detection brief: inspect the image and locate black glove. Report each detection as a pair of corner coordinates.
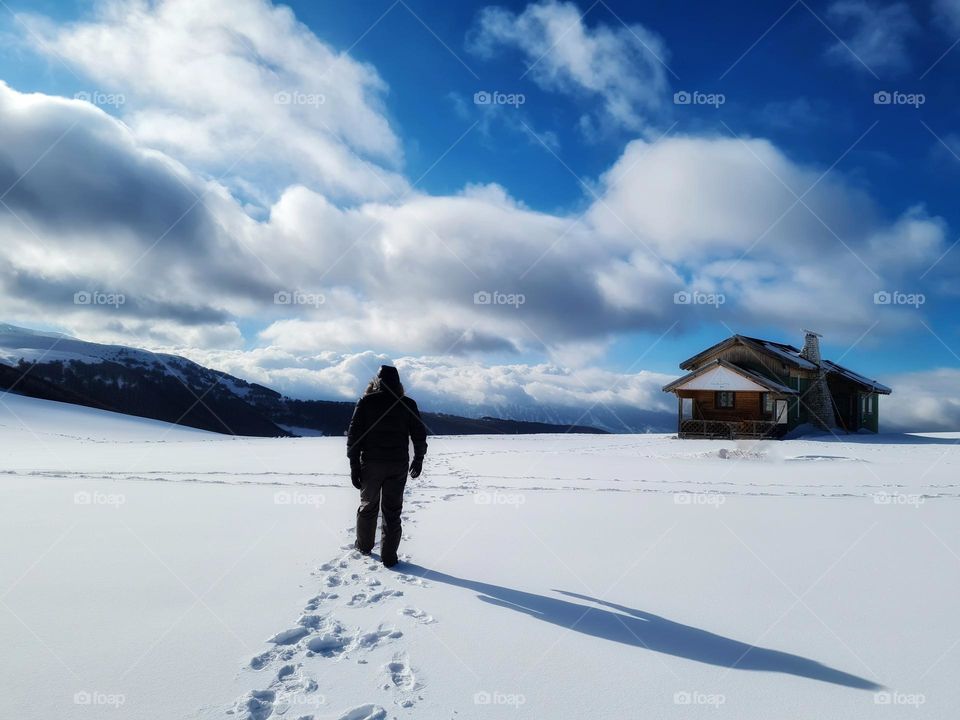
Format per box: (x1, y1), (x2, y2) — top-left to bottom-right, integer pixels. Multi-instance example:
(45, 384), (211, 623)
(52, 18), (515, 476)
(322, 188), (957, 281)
(350, 460), (362, 489)
(409, 456), (423, 479)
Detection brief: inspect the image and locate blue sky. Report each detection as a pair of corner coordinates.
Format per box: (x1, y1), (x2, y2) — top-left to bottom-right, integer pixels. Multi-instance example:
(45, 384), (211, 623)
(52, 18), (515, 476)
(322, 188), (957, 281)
(307, 0), (959, 378)
(0, 0), (957, 427)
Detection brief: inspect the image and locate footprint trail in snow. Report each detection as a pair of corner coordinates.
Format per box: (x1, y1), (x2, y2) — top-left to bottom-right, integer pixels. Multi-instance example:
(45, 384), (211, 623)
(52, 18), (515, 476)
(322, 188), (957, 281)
(222, 467), (474, 720)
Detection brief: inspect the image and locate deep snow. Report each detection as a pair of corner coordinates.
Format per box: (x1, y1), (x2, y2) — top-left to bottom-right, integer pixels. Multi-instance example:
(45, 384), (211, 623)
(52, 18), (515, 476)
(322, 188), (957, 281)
(1, 394), (958, 719)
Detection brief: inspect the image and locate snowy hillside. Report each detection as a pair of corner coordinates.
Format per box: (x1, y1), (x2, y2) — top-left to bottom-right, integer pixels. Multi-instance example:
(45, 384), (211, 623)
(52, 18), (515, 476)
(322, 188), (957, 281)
(0, 323), (290, 435)
(0, 323), (172, 366)
(0, 324), (610, 436)
(1, 393), (958, 719)
(0, 323), (242, 391)
(0, 391), (220, 442)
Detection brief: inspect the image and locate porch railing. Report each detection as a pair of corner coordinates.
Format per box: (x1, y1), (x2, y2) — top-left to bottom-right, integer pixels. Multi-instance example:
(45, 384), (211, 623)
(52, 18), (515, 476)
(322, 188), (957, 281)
(679, 419), (780, 439)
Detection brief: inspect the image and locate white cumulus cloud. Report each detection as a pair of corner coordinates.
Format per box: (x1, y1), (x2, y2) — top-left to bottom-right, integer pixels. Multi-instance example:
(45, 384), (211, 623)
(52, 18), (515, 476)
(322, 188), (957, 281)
(22, 0), (407, 204)
(467, 0), (672, 136)
(824, 0), (919, 74)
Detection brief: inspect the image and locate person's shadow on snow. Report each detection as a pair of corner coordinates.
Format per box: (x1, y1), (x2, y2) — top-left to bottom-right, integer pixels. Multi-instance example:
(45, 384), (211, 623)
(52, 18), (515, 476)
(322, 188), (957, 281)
(397, 563), (882, 690)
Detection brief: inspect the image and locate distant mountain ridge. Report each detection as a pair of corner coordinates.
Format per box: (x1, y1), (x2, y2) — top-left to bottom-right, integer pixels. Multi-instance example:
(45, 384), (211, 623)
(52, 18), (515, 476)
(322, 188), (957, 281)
(0, 324), (607, 437)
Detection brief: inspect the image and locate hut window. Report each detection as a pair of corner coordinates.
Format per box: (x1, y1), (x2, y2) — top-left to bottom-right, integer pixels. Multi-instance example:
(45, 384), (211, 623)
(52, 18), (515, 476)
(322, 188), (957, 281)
(763, 393), (774, 414)
(716, 391), (735, 408)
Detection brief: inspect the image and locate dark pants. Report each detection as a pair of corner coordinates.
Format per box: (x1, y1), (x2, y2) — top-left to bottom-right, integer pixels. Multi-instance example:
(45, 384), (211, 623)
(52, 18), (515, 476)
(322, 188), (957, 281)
(356, 459), (408, 562)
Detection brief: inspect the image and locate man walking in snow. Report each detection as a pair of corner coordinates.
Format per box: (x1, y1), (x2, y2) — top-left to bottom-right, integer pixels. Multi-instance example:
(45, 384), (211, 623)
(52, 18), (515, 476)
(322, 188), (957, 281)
(347, 365), (427, 568)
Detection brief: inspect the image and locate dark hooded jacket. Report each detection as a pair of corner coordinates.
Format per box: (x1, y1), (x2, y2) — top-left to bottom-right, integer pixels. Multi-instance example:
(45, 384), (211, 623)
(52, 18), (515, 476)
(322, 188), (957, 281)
(346, 365), (428, 463)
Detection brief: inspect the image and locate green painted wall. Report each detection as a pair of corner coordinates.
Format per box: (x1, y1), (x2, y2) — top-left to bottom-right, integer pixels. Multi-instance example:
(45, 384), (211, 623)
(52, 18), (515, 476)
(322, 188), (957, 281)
(861, 392), (880, 433)
(788, 377), (814, 429)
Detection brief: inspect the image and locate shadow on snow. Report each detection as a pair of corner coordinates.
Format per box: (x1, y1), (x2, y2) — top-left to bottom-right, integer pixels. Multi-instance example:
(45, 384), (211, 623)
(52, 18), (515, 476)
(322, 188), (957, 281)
(398, 563), (882, 691)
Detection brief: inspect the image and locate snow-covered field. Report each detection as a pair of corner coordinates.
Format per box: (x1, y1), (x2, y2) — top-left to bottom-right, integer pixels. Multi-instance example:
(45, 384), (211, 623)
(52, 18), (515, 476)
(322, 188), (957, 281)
(2, 394), (958, 719)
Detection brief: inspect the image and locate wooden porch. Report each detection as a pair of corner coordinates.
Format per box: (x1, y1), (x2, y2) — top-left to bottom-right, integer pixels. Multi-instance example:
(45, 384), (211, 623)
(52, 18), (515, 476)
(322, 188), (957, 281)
(679, 418), (781, 439)
(671, 388), (790, 439)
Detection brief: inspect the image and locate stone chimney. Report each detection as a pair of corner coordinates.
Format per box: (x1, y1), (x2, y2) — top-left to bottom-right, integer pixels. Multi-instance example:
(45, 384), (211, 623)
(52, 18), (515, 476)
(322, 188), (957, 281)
(800, 330), (836, 430)
(801, 330), (822, 365)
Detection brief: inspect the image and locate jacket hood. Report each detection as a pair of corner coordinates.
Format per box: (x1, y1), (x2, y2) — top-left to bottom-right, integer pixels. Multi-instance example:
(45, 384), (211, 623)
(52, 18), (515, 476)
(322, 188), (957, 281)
(378, 365), (401, 388)
(364, 365), (404, 397)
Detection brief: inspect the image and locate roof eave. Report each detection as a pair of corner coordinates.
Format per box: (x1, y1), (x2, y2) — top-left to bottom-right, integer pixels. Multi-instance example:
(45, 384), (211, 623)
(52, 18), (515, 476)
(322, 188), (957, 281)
(678, 336), (740, 371)
(663, 358), (799, 395)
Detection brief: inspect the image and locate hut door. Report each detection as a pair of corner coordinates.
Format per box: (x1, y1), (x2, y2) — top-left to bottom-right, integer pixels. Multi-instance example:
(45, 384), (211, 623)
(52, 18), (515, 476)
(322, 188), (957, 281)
(775, 400), (788, 424)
